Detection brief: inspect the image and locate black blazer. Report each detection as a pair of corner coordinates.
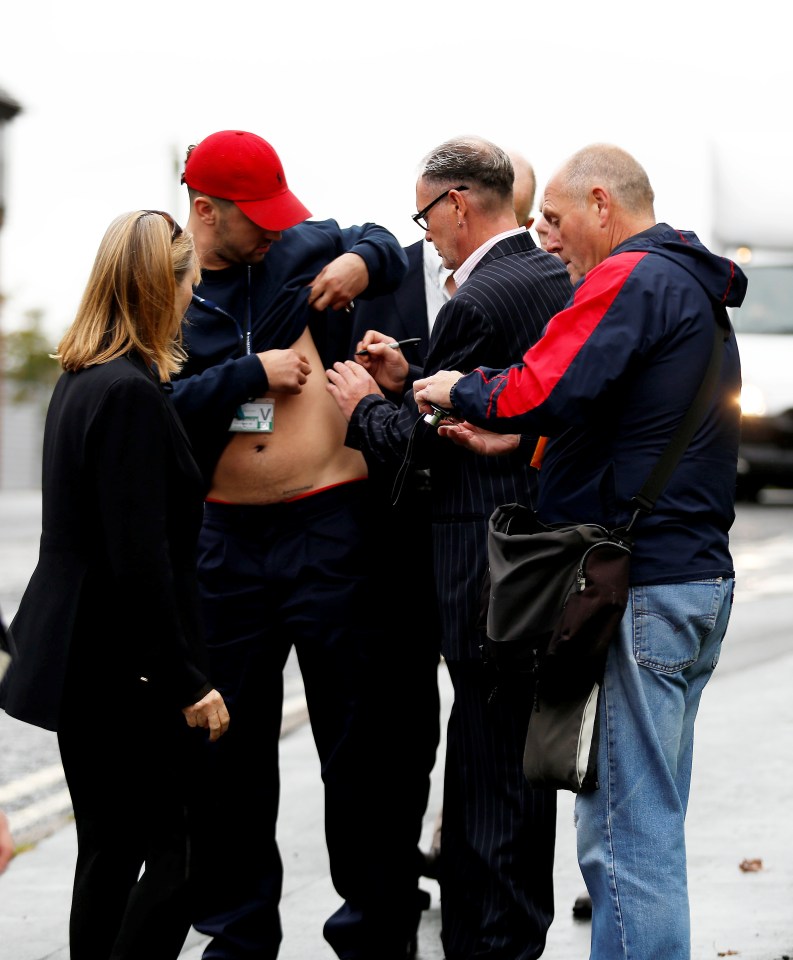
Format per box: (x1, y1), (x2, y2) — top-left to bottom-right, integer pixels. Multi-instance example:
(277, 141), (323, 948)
(347, 232), (573, 659)
(0, 353), (211, 731)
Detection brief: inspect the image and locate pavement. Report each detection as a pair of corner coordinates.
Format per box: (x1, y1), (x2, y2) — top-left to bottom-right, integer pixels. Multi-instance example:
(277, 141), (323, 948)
(1, 637), (793, 959)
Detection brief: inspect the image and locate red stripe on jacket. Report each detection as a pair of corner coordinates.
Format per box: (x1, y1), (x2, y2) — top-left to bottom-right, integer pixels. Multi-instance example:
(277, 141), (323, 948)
(475, 251), (646, 419)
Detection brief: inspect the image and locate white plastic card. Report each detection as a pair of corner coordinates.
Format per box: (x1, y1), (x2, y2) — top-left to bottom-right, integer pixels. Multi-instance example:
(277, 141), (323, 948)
(229, 398), (275, 433)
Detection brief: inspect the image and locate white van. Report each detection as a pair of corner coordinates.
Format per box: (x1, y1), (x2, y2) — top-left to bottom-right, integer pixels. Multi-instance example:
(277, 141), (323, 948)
(728, 246), (793, 500)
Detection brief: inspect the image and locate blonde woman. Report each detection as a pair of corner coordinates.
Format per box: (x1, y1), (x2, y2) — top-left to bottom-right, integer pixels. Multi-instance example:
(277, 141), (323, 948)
(0, 210), (229, 959)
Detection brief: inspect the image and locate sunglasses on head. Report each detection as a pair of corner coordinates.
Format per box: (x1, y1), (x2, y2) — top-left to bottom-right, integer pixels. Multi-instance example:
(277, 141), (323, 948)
(141, 209), (184, 241)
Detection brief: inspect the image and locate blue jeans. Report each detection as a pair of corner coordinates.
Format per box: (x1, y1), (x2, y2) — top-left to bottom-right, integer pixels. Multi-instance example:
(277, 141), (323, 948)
(575, 577), (734, 959)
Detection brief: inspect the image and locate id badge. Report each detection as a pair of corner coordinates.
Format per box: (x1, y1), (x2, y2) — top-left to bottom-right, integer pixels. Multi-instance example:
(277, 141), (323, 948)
(229, 398), (275, 433)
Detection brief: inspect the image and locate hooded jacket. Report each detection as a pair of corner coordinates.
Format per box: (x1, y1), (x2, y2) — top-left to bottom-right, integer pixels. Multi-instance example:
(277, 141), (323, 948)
(170, 219), (407, 485)
(449, 224), (747, 584)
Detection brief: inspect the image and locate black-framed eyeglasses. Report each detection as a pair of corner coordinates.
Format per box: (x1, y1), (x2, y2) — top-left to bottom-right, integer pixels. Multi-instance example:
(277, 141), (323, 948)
(412, 185), (468, 231)
(142, 209), (184, 241)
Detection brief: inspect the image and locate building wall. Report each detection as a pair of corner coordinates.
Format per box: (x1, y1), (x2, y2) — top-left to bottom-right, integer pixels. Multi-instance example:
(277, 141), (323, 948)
(0, 385), (44, 489)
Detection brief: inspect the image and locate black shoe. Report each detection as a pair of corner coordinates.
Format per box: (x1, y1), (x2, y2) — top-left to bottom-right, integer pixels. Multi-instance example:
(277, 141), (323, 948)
(572, 892), (592, 919)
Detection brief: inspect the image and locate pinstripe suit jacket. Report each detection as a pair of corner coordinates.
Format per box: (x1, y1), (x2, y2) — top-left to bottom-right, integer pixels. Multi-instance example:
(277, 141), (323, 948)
(347, 231), (572, 660)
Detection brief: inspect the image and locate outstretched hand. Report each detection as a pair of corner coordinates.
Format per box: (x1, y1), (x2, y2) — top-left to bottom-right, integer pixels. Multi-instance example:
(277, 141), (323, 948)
(437, 422), (521, 457)
(326, 360), (383, 421)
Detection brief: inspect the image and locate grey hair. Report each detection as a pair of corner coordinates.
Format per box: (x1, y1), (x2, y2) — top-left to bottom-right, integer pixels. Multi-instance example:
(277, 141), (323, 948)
(560, 143), (655, 215)
(418, 136), (514, 201)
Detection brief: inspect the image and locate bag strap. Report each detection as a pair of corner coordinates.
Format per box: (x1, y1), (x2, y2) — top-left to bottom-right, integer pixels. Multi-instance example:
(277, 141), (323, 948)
(626, 303), (730, 531)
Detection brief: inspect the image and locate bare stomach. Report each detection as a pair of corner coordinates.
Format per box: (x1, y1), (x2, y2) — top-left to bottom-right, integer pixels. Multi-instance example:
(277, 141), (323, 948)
(208, 329), (368, 504)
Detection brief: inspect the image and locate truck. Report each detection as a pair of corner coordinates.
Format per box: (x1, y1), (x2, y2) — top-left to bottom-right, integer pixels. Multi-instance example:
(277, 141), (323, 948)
(711, 144), (793, 500)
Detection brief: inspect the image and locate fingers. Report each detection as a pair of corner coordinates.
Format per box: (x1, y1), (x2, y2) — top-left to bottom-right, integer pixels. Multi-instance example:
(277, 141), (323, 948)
(308, 280), (353, 313)
(206, 704), (230, 742)
(355, 333), (382, 353)
(308, 254), (366, 312)
(182, 690), (230, 740)
(327, 360), (362, 383)
(196, 707), (229, 741)
(258, 349), (312, 394)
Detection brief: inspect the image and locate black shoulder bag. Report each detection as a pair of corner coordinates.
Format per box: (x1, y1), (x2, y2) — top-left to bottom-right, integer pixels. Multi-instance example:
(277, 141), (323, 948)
(485, 307), (730, 792)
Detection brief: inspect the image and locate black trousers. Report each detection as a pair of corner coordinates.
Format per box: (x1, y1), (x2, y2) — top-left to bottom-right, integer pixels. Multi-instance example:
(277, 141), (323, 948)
(192, 483), (438, 960)
(440, 659), (557, 960)
(58, 675), (201, 960)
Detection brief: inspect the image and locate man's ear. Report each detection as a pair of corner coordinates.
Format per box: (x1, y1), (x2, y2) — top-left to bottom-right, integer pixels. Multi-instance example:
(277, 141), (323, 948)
(592, 187), (610, 225)
(449, 188), (469, 221)
(194, 196), (217, 225)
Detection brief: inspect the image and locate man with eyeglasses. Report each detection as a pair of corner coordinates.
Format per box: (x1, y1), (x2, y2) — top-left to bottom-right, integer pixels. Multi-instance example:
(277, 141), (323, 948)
(344, 149), (541, 908)
(168, 129), (430, 960)
(326, 136), (572, 960)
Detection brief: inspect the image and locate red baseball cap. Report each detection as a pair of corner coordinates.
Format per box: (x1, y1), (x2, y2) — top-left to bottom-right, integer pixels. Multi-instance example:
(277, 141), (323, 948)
(181, 130), (312, 231)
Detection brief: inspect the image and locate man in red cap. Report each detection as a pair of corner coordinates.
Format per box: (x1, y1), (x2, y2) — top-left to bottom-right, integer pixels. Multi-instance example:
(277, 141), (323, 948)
(170, 130), (421, 960)
(180, 129), (312, 232)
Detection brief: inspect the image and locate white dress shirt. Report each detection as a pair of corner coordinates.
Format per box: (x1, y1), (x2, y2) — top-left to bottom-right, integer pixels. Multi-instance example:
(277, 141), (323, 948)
(422, 241), (455, 333)
(453, 226), (527, 289)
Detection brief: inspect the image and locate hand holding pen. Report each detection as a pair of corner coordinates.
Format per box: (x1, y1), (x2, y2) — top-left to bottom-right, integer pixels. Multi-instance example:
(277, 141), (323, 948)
(352, 334), (420, 394)
(355, 337), (422, 356)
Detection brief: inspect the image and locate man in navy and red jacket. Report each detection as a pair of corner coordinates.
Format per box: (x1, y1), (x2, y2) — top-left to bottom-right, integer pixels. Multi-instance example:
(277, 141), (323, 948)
(414, 143), (746, 960)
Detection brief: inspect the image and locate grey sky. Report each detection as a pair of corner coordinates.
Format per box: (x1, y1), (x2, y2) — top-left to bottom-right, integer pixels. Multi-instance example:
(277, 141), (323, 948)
(1, 0), (789, 340)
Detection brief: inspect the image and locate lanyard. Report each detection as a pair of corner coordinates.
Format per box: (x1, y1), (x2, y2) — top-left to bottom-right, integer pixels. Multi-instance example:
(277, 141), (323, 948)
(190, 266), (254, 356)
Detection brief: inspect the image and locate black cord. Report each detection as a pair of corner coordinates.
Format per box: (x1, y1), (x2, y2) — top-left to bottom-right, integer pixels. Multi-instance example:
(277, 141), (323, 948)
(391, 414), (428, 508)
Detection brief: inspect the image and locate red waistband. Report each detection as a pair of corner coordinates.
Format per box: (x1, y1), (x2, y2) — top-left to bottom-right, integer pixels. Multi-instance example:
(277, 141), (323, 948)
(205, 476), (368, 506)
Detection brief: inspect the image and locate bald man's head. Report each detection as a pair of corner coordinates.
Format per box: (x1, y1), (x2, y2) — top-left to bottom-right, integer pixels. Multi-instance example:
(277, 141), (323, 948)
(508, 150), (537, 228)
